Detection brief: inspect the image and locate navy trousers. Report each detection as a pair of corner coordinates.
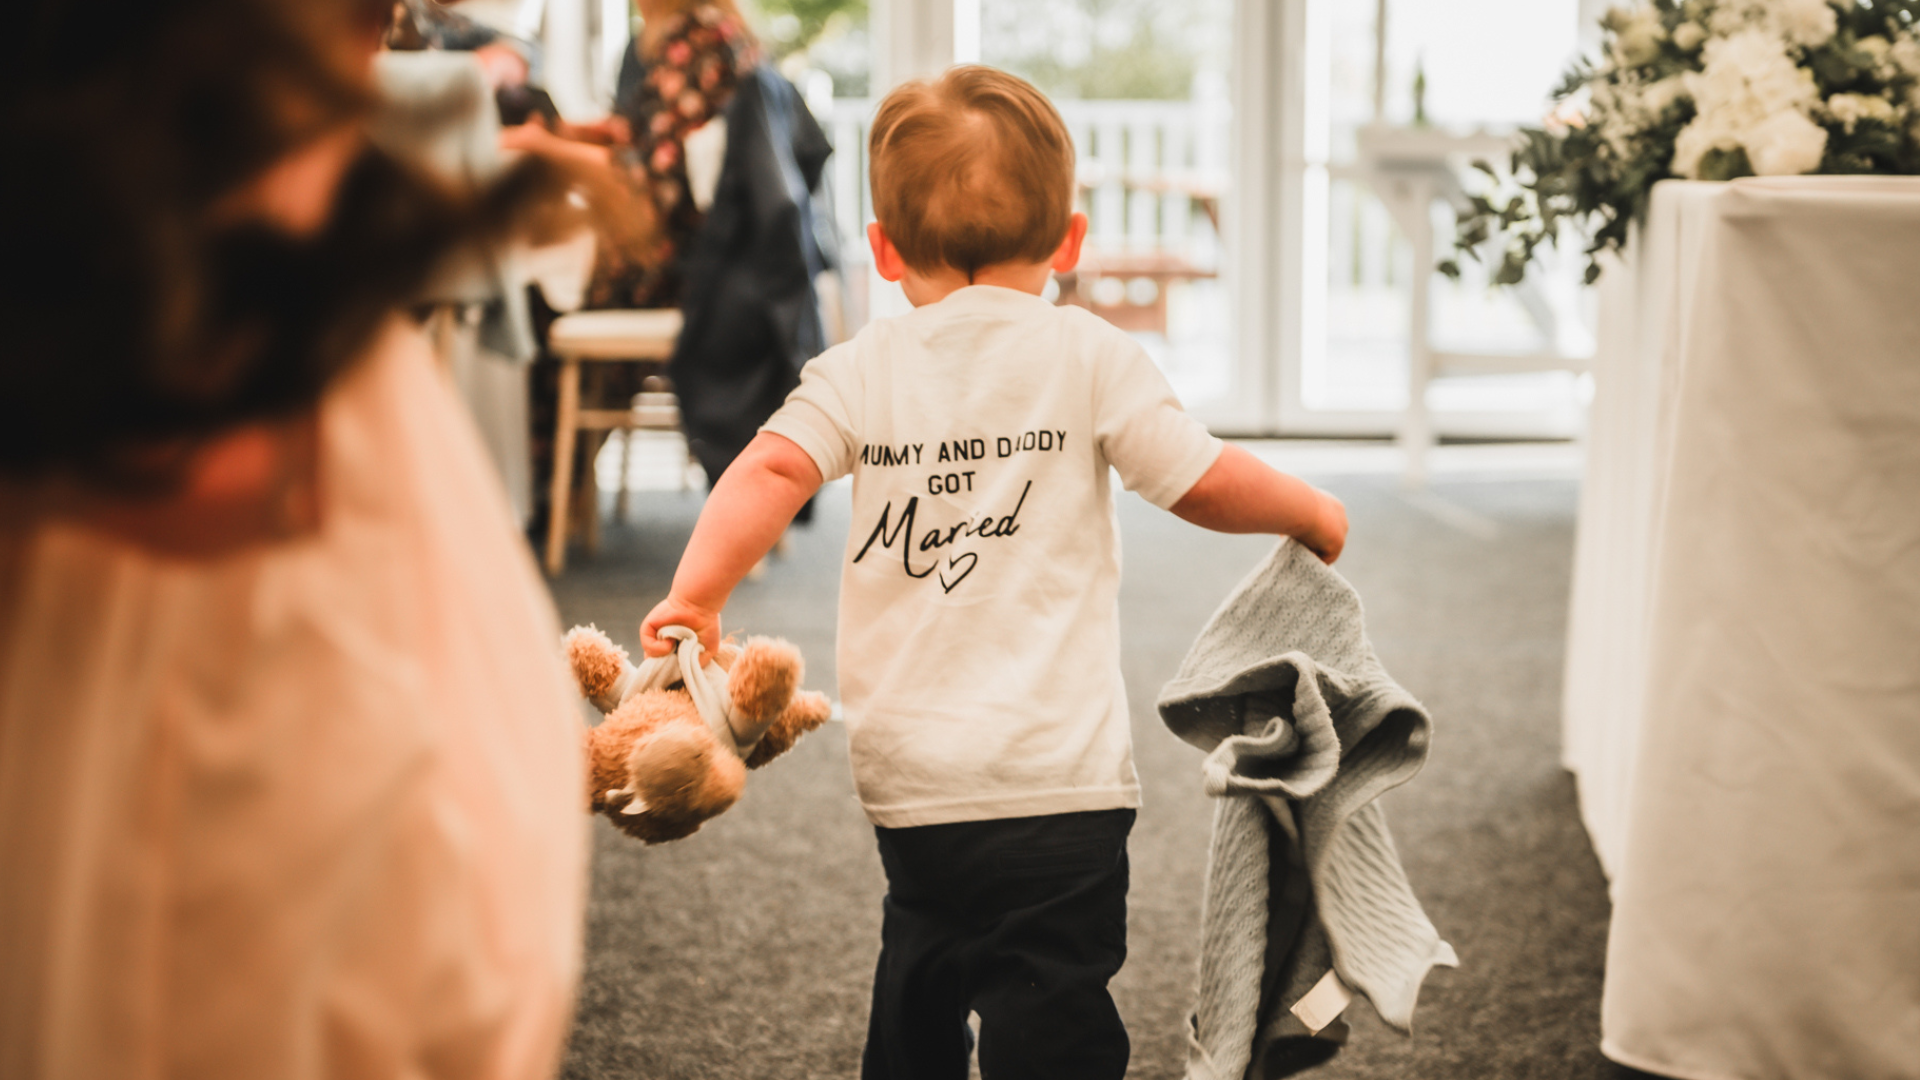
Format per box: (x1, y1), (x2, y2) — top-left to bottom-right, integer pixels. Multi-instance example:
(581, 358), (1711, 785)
(861, 808), (1135, 1080)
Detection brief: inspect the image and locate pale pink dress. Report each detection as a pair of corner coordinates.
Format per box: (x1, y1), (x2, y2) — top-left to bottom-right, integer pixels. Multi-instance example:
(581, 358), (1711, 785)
(0, 322), (588, 1080)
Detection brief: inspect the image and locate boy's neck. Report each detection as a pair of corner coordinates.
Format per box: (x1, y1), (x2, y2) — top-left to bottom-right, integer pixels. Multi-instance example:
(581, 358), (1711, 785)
(867, 213), (1088, 308)
(896, 258), (1054, 308)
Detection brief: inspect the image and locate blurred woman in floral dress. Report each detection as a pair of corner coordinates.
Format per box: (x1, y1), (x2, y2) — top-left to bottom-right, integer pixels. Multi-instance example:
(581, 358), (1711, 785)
(505, 0), (765, 533)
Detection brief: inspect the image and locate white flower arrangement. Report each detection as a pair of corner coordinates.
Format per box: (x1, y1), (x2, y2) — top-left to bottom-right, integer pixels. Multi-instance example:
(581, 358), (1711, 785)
(1445, 0), (1920, 285)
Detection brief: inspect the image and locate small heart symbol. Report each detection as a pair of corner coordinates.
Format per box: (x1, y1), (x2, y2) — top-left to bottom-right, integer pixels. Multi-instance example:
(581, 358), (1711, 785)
(938, 551), (978, 593)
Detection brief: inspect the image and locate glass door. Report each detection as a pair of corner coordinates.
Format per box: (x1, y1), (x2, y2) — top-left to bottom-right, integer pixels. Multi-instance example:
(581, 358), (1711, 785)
(1281, 0), (1593, 437)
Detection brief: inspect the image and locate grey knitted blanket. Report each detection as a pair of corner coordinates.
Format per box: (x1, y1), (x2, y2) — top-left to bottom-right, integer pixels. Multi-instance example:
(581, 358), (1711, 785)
(1158, 540), (1457, 1080)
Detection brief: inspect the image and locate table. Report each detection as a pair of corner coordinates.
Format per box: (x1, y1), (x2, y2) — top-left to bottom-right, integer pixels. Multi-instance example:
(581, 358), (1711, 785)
(1561, 177), (1920, 1080)
(1351, 125), (1589, 485)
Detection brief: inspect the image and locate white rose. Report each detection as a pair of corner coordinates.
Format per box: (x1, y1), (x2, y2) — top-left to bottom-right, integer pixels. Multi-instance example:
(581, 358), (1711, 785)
(1693, 30), (1820, 125)
(1671, 119), (1717, 177)
(1826, 91), (1898, 132)
(1671, 111), (1743, 178)
(1672, 22), (1707, 52)
(1891, 35), (1920, 81)
(1676, 29), (1829, 178)
(1742, 108), (1828, 175)
(1610, 6), (1668, 68)
(1708, 0), (1767, 38)
(1642, 75), (1691, 116)
(1707, 3), (1745, 37)
(1708, 0), (1838, 48)
(1769, 0), (1837, 48)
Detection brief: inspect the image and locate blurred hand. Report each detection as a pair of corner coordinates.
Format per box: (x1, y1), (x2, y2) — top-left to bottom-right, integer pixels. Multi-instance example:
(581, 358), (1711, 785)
(499, 121), (614, 169)
(472, 42), (529, 90)
(556, 116), (631, 146)
(498, 120), (555, 152)
(640, 594), (722, 659)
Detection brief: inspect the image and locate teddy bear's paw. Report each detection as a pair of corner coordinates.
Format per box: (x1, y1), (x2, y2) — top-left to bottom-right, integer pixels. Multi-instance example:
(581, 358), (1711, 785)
(727, 636), (803, 721)
(586, 725), (636, 812)
(564, 625), (632, 711)
(790, 690), (832, 729)
(743, 690), (833, 769)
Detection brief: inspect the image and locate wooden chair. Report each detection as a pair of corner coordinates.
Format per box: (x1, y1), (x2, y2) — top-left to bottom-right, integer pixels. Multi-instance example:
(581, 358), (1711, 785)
(543, 308), (685, 575)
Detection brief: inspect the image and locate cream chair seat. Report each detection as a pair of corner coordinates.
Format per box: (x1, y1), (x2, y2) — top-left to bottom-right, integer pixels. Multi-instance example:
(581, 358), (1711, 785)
(543, 309), (685, 575)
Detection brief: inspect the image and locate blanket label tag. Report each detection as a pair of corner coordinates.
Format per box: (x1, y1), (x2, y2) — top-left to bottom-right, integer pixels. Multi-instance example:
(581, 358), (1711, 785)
(1289, 969), (1354, 1035)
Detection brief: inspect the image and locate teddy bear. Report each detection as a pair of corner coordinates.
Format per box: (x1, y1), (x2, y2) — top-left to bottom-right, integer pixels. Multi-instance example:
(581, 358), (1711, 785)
(564, 623), (832, 844)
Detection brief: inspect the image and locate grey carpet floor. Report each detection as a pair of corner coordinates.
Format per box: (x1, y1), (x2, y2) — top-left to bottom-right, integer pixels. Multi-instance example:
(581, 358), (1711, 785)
(547, 469), (1653, 1079)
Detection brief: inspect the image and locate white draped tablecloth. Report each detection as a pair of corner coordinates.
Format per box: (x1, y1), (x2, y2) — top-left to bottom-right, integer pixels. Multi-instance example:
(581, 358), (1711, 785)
(1562, 177), (1920, 1080)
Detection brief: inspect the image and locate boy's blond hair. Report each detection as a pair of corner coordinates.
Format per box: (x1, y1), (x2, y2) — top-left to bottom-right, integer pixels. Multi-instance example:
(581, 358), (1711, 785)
(867, 66), (1076, 276)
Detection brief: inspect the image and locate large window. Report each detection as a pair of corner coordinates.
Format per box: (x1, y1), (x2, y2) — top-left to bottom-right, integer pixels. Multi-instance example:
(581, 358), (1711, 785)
(521, 0), (1603, 437)
(980, 0), (1237, 413)
(1294, 0), (1592, 436)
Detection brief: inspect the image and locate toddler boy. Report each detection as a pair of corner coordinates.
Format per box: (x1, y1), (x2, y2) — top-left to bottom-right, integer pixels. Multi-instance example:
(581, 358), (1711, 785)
(641, 65), (1346, 1080)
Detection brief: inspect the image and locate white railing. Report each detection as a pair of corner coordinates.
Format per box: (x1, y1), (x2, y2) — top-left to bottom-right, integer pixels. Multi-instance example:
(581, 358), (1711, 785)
(825, 97), (1233, 266)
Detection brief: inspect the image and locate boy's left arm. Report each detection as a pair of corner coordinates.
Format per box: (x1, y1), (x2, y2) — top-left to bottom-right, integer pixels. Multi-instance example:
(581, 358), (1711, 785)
(641, 432), (824, 657)
(1169, 444), (1348, 563)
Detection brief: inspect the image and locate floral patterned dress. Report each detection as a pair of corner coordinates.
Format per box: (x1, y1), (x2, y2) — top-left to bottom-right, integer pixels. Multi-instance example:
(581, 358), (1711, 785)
(590, 5), (761, 310)
(528, 6), (760, 530)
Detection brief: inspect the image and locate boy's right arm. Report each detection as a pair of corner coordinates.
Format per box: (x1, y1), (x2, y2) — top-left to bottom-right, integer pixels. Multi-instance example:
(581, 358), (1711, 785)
(1169, 444), (1348, 563)
(641, 432), (824, 657)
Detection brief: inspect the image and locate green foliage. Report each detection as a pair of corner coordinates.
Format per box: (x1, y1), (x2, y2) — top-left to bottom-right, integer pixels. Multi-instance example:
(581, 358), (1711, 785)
(1010, 32), (1195, 100)
(1445, 0), (1920, 288)
(983, 0), (1216, 101)
(755, 0), (868, 56)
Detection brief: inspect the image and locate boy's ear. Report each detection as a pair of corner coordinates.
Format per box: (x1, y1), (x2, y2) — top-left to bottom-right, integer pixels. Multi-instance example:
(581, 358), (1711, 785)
(1049, 212), (1090, 275)
(868, 222), (907, 283)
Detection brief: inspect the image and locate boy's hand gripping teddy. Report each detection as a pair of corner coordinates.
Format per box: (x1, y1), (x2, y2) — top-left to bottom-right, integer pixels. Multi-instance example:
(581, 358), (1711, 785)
(564, 623), (831, 843)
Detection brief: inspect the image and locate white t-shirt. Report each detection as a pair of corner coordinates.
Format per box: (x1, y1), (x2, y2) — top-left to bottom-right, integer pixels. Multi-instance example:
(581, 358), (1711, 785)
(763, 285), (1222, 827)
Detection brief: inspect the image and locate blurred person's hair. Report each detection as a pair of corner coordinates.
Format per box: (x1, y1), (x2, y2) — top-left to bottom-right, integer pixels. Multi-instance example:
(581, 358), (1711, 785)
(867, 66), (1076, 278)
(1, 0), (576, 490)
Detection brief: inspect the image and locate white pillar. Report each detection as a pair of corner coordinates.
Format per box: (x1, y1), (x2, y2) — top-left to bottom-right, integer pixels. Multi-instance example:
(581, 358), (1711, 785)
(539, 0), (599, 120)
(953, 0), (981, 65)
(513, 0), (547, 40)
(1230, 0), (1298, 434)
(873, 0), (956, 95)
(597, 0), (633, 103)
(867, 0), (960, 321)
